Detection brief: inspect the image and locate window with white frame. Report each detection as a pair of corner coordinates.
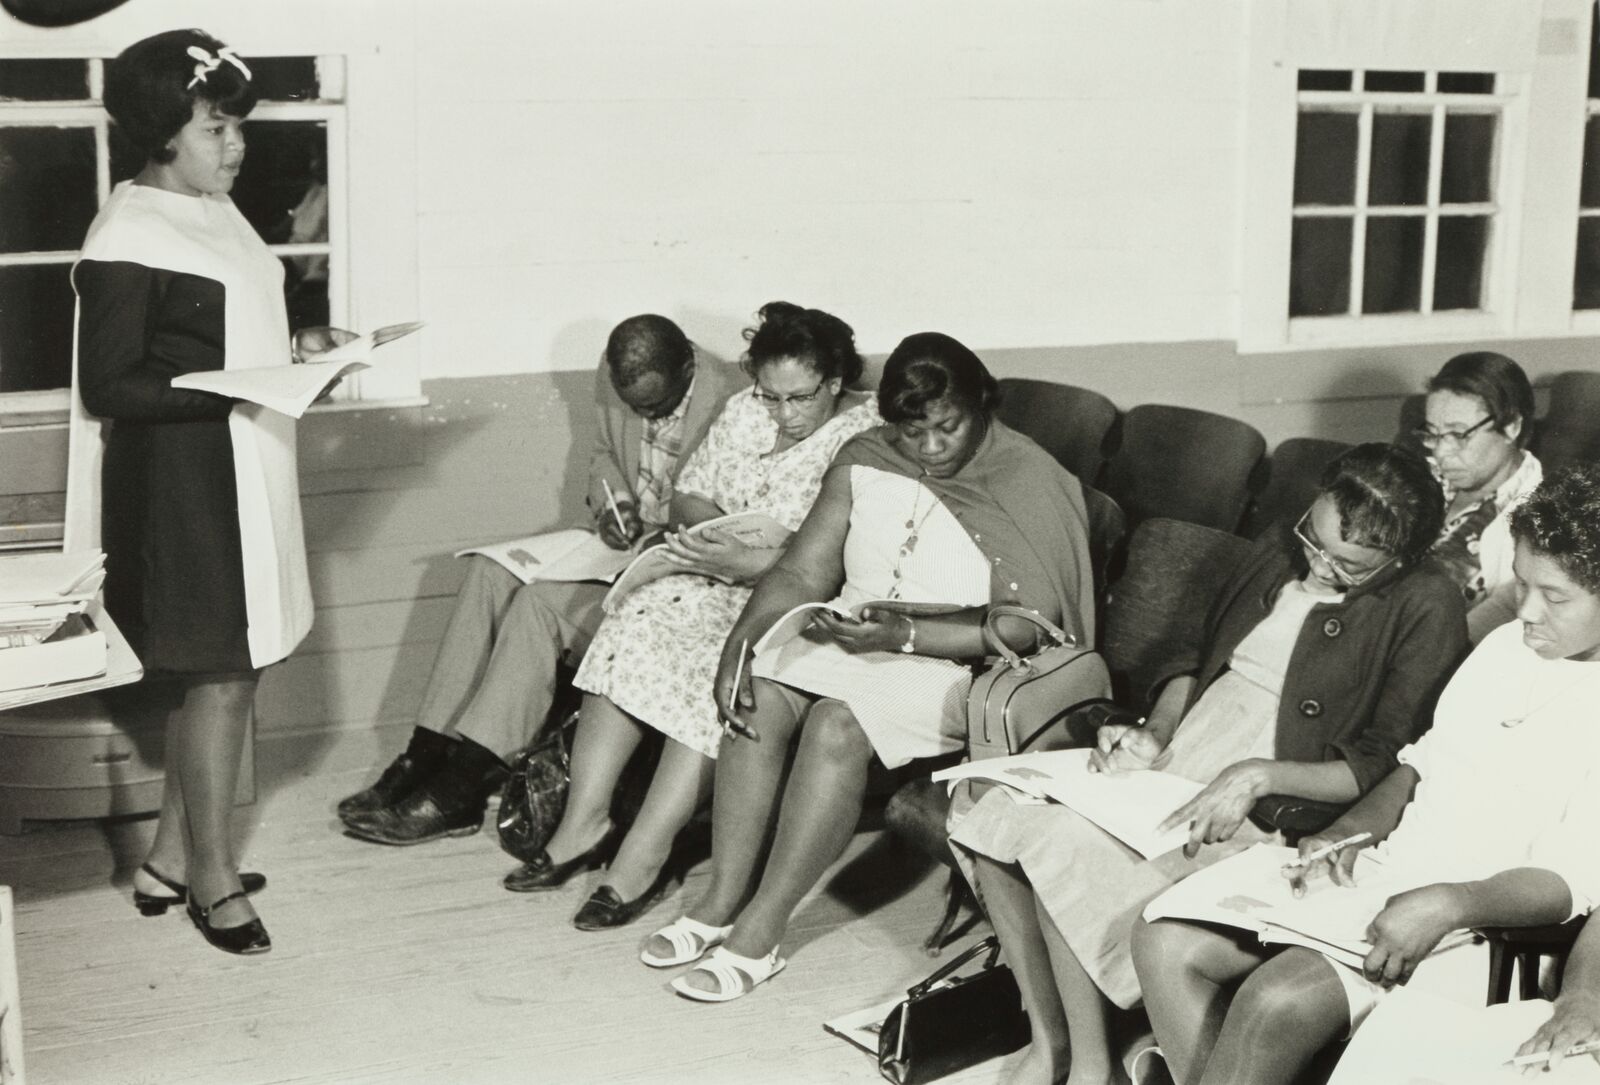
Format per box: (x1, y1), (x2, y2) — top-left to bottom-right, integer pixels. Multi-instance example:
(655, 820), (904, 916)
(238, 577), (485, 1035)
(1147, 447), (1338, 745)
(1574, 15), (1600, 310)
(1290, 69), (1507, 324)
(0, 54), (346, 396)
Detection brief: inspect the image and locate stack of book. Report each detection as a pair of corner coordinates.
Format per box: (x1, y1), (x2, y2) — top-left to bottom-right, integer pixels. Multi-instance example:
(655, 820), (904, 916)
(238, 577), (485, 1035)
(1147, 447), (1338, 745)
(0, 551), (108, 694)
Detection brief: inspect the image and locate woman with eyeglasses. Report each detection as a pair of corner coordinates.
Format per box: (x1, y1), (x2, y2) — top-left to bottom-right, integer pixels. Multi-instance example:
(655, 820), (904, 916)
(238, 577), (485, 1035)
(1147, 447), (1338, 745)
(945, 443), (1466, 1085)
(1418, 352), (1543, 642)
(502, 302), (879, 930)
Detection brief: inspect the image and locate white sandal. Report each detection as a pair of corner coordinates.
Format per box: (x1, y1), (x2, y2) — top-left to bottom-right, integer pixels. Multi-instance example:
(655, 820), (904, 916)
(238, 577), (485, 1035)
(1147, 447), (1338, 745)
(640, 916), (733, 969)
(669, 946), (786, 1002)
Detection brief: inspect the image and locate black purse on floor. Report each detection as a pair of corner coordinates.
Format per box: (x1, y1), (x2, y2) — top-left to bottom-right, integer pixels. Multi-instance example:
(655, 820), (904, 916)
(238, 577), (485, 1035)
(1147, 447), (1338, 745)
(877, 935), (1030, 1085)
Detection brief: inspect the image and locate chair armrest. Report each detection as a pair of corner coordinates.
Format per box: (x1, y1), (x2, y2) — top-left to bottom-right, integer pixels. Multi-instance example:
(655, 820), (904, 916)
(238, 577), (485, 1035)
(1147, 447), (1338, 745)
(1475, 917), (1587, 952)
(1248, 794), (1348, 842)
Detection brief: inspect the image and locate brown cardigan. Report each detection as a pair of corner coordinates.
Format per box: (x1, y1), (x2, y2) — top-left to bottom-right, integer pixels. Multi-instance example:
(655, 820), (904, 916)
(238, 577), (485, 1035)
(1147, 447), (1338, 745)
(1160, 530), (1468, 793)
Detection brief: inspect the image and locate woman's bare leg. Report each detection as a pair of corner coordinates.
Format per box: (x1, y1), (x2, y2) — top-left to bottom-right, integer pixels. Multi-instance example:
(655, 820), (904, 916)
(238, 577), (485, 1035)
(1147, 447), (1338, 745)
(542, 694), (639, 864)
(1035, 897), (1125, 1085)
(967, 854), (1072, 1085)
(1132, 917), (1270, 1085)
(1195, 948), (1350, 1085)
(170, 672), (260, 930)
(602, 738), (714, 899)
(663, 678), (806, 948)
(715, 698), (871, 961)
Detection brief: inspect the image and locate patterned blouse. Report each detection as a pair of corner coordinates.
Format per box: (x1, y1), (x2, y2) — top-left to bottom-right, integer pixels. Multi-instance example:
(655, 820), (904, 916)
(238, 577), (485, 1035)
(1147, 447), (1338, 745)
(1430, 450), (1543, 604)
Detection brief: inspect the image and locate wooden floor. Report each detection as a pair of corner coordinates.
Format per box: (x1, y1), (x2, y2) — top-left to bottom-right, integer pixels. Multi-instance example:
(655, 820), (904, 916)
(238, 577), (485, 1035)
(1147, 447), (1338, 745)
(0, 734), (1028, 1085)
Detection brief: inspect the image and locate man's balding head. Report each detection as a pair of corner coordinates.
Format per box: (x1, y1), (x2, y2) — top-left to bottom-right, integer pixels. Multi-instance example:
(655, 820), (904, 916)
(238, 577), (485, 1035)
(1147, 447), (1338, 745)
(605, 314), (696, 419)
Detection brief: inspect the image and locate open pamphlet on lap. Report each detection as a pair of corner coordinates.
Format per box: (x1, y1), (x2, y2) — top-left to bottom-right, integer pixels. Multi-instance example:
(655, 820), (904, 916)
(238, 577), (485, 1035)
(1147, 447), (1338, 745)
(170, 321), (423, 418)
(455, 528), (638, 586)
(1329, 986), (1600, 1084)
(600, 511), (792, 614)
(1141, 842), (1473, 970)
(750, 598), (964, 657)
(932, 748), (1205, 859)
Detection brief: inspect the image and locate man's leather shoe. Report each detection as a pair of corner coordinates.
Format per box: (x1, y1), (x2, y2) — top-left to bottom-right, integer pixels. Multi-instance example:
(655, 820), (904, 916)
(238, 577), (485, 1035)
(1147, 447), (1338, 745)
(338, 750), (438, 822)
(342, 785), (485, 846)
(502, 829), (619, 892)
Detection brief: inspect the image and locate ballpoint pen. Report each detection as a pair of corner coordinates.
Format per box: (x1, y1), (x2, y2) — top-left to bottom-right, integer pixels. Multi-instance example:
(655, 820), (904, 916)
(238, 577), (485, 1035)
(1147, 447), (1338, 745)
(1282, 831), (1372, 871)
(1504, 1039), (1600, 1067)
(600, 478), (629, 539)
(722, 639), (757, 740)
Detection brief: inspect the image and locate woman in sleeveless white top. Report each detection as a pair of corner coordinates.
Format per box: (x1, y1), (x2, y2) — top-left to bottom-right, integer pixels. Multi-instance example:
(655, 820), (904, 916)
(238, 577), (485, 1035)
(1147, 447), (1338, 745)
(653, 333), (1096, 1002)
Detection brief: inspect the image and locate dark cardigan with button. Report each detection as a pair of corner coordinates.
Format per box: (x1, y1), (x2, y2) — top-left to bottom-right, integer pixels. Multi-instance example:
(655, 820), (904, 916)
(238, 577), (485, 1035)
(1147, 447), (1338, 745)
(1159, 530), (1468, 794)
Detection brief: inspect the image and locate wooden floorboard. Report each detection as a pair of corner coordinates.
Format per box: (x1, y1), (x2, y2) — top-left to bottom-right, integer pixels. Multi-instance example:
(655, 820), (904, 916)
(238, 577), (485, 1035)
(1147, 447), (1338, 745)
(0, 746), (1040, 1085)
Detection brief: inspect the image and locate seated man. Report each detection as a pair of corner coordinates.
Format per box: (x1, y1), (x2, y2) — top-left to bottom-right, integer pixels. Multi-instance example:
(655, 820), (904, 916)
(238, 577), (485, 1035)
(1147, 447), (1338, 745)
(1134, 464), (1600, 1085)
(339, 314), (738, 844)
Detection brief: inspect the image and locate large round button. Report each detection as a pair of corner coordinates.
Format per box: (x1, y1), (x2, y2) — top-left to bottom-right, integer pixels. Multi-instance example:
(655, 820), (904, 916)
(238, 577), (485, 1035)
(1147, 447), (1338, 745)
(1322, 617), (1342, 638)
(1298, 698), (1323, 718)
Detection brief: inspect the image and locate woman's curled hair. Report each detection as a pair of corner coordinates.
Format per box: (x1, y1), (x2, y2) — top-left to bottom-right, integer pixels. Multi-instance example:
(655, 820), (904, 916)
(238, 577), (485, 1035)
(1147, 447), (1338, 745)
(742, 301), (863, 386)
(1509, 465), (1600, 595)
(105, 29), (258, 165)
(877, 331), (1000, 424)
(1317, 442), (1445, 566)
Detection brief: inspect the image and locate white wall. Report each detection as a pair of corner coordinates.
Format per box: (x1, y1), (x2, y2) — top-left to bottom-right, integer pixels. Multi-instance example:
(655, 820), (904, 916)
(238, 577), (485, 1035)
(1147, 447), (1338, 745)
(412, 0), (1248, 377)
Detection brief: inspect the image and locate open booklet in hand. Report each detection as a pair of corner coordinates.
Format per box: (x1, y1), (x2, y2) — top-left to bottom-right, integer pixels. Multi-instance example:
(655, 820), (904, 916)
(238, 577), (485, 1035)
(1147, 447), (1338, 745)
(455, 528), (637, 586)
(601, 511), (792, 614)
(932, 748), (1204, 859)
(170, 321), (424, 418)
(1142, 842), (1473, 970)
(750, 598), (963, 657)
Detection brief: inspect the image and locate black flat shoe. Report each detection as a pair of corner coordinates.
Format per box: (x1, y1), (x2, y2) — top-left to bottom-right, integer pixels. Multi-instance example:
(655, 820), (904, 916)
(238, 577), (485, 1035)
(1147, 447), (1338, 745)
(133, 863), (267, 917)
(572, 873), (674, 932)
(186, 890), (271, 956)
(502, 829), (619, 893)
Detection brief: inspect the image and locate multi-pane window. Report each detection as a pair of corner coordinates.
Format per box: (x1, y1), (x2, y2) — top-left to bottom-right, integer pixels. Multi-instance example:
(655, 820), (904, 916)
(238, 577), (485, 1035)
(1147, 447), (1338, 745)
(1289, 69), (1504, 322)
(0, 55), (345, 395)
(1574, 16), (1600, 310)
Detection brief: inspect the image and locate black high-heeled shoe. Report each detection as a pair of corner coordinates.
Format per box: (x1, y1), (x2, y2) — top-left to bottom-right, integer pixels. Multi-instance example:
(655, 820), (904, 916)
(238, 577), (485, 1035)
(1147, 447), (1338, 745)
(186, 890), (271, 955)
(134, 863), (267, 917)
(501, 827), (620, 893)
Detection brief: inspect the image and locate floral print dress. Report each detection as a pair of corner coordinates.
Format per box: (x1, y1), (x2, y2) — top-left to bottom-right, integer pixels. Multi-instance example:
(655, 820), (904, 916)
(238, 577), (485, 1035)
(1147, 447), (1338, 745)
(574, 390), (880, 758)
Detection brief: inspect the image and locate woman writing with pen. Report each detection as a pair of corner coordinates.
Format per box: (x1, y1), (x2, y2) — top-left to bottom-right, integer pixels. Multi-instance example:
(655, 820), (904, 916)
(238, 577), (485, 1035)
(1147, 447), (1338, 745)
(1134, 465), (1600, 1085)
(947, 444), (1466, 1085)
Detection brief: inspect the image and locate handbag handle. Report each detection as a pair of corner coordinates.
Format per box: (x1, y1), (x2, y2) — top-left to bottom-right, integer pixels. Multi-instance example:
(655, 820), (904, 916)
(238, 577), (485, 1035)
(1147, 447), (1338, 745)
(905, 934), (1003, 999)
(980, 604), (1075, 671)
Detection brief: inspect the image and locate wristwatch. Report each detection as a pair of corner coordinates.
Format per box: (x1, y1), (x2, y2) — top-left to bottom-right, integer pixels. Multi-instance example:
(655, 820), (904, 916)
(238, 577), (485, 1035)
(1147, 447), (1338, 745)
(899, 615), (916, 654)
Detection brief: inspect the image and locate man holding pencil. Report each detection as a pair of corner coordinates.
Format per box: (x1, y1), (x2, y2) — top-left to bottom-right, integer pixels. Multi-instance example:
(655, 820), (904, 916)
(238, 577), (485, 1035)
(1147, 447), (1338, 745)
(339, 315), (738, 845)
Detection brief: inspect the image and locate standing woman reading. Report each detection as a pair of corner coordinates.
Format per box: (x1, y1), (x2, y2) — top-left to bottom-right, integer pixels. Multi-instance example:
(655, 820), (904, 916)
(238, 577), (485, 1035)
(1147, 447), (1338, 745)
(65, 29), (352, 954)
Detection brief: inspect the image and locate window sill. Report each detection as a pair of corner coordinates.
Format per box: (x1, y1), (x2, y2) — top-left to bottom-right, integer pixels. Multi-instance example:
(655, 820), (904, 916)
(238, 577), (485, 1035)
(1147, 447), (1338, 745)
(0, 390), (430, 429)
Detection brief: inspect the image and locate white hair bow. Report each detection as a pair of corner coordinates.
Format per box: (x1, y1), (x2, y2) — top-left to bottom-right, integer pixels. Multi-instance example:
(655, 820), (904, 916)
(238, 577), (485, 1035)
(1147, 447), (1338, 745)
(185, 45), (252, 90)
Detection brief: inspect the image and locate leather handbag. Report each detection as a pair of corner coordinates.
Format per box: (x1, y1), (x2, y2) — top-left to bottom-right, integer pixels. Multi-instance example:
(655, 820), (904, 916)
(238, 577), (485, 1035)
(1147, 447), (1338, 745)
(966, 604), (1113, 760)
(877, 935), (1030, 1085)
(494, 709), (662, 863)
(494, 710), (578, 864)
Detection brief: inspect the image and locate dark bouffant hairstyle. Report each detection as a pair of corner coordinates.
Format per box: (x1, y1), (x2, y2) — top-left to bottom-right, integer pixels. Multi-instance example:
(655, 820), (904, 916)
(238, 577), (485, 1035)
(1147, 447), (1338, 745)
(877, 331), (1000, 424)
(1316, 442), (1446, 566)
(740, 301), (864, 386)
(605, 314), (694, 384)
(1509, 465), (1600, 595)
(104, 29), (258, 165)
(1426, 351), (1536, 450)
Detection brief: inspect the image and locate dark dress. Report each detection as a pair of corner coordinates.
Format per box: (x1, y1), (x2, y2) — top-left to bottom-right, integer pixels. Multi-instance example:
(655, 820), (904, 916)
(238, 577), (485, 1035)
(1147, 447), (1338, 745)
(74, 260), (252, 673)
